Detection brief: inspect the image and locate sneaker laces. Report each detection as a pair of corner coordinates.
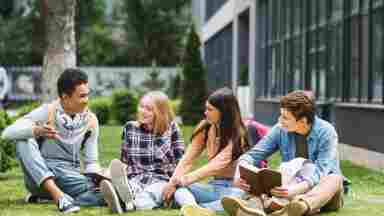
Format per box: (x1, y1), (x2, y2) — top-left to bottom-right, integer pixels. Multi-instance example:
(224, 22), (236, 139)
(58, 195), (73, 209)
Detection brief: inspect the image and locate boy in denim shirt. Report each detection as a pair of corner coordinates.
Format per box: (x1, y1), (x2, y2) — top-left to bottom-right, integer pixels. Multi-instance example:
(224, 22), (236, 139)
(222, 90), (345, 216)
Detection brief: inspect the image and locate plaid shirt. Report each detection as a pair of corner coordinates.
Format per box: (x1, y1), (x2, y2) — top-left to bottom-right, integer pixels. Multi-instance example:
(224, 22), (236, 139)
(120, 121), (185, 187)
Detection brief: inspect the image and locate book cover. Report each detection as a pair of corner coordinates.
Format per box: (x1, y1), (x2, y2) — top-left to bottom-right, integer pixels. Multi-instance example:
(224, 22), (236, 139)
(239, 163), (282, 196)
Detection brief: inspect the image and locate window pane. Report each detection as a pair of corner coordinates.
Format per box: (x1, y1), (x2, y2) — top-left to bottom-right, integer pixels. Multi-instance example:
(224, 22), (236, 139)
(286, 41), (293, 92)
(310, 54), (317, 93)
(351, 0), (360, 13)
(260, 1), (267, 45)
(372, 11), (383, 101)
(273, 0), (280, 40)
(270, 47), (276, 97)
(272, 44), (282, 95)
(372, 0), (383, 8)
(329, 25), (343, 99)
(319, 0), (327, 23)
(266, 46), (272, 97)
(362, 0), (370, 10)
(309, 30), (317, 51)
(310, 0), (317, 26)
(332, 0), (343, 18)
(350, 16), (360, 101)
(268, 0), (272, 42)
(294, 0), (301, 31)
(319, 51), (326, 100)
(286, 0), (292, 33)
(281, 0), (287, 35)
(293, 37), (302, 89)
(361, 15), (369, 102)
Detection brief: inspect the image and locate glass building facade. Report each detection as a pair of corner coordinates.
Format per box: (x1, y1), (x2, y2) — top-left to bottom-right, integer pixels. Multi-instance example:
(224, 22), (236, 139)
(200, 0), (384, 156)
(255, 0), (384, 104)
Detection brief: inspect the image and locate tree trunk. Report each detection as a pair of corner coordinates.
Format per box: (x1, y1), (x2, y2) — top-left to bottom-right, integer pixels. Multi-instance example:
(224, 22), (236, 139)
(41, 0), (76, 102)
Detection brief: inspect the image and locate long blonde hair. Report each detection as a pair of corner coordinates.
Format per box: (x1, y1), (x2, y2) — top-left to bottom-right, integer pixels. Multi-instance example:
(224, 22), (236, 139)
(138, 91), (175, 135)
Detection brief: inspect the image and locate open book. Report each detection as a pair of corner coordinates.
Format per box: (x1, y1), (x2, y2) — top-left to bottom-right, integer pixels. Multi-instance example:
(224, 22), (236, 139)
(239, 163), (282, 196)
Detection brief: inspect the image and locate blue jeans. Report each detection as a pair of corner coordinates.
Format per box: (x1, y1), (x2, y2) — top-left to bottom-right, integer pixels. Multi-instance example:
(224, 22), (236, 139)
(16, 139), (104, 206)
(176, 178), (244, 212)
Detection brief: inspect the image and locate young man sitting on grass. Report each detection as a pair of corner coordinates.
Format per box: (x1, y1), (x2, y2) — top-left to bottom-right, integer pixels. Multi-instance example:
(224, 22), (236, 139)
(2, 68), (106, 214)
(222, 90), (347, 216)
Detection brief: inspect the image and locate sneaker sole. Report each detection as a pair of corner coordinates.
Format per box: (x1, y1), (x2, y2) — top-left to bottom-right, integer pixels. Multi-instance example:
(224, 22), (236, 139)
(180, 205), (216, 216)
(100, 180), (123, 214)
(62, 206), (80, 214)
(110, 159), (135, 210)
(221, 196), (266, 216)
(25, 193), (53, 204)
(287, 201), (307, 216)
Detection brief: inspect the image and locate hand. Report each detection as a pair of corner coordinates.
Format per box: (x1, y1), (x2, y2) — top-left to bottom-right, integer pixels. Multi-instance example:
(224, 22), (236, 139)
(170, 176), (181, 186)
(33, 124), (59, 139)
(179, 175), (192, 187)
(162, 182), (177, 206)
(234, 177), (251, 192)
(270, 186), (291, 198)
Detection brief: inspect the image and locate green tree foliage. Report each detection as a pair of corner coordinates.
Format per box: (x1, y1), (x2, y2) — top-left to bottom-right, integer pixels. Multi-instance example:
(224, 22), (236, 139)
(0, 1), (38, 65)
(76, 0), (117, 65)
(179, 25), (208, 124)
(167, 71), (182, 99)
(0, 0), (14, 18)
(111, 89), (138, 125)
(123, 0), (190, 66)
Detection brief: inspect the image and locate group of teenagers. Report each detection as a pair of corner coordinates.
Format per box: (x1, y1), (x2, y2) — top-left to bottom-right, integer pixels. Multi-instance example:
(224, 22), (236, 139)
(1, 68), (349, 216)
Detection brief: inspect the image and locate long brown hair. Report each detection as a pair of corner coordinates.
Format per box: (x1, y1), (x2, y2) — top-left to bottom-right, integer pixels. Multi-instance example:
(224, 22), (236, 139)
(191, 87), (250, 161)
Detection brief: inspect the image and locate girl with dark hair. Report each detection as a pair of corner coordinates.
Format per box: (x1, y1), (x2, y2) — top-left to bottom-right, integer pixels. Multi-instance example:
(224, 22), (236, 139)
(162, 87), (251, 216)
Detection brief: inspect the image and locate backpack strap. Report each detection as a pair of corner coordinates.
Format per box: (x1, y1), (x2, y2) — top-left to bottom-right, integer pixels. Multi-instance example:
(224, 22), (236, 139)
(81, 112), (97, 150)
(47, 100), (59, 126)
(37, 100), (58, 149)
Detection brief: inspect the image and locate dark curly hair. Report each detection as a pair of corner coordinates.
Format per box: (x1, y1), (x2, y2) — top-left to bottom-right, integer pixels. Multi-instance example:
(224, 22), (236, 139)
(57, 68), (88, 97)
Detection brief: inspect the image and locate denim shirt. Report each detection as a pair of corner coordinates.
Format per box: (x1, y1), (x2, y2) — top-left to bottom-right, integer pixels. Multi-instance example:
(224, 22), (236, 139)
(239, 116), (341, 187)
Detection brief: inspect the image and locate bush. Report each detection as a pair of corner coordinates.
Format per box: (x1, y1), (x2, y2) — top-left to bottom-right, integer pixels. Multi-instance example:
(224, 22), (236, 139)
(89, 97), (112, 125)
(0, 138), (17, 172)
(170, 99), (181, 115)
(111, 89), (138, 125)
(0, 109), (12, 131)
(0, 109), (16, 173)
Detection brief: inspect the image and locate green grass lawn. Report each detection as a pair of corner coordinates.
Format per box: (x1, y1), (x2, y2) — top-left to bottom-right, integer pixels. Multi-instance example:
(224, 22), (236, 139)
(0, 125), (383, 216)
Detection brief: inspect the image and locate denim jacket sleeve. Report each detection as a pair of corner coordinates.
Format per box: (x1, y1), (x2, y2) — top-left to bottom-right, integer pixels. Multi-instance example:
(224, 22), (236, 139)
(309, 126), (339, 187)
(239, 125), (280, 167)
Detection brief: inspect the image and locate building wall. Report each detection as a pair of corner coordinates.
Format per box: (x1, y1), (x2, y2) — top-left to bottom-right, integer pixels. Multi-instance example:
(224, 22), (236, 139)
(199, 0), (384, 170)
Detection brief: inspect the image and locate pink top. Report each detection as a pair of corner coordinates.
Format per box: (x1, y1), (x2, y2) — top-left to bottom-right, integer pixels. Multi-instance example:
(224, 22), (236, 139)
(171, 121), (236, 184)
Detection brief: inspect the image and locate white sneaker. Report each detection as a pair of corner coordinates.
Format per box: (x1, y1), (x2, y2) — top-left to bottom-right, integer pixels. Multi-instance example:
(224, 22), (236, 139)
(100, 180), (124, 214)
(110, 159), (135, 211)
(57, 194), (80, 214)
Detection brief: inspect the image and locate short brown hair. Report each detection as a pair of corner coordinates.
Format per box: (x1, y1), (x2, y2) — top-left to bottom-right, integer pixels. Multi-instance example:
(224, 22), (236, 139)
(280, 90), (316, 124)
